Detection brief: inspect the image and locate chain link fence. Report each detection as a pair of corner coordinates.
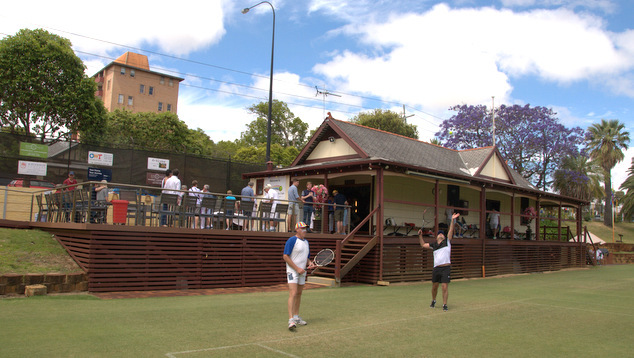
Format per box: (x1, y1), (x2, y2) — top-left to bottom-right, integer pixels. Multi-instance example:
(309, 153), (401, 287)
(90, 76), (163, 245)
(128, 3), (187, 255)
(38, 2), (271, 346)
(0, 132), (265, 194)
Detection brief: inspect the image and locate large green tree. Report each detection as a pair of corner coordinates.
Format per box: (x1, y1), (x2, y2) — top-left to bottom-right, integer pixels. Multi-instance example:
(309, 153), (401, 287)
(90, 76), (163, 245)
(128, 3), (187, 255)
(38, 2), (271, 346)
(350, 109), (418, 139)
(0, 28), (106, 142)
(233, 143), (299, 166)
(619, 159), (634, 220)
(243, 100), (308, 149)
(94, 110), (212, 155)
(586, 119), (630, 227)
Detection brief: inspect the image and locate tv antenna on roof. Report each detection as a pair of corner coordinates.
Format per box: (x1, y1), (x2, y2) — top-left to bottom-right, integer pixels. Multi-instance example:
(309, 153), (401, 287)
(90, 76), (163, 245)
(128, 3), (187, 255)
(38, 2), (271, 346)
(316, 86), (341, 119)
(401, 104), (414, 123)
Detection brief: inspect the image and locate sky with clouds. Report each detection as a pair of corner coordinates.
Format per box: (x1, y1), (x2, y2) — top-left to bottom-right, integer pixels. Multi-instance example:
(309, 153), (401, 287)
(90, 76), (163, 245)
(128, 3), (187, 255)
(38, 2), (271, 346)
(1, 0), (633, 189)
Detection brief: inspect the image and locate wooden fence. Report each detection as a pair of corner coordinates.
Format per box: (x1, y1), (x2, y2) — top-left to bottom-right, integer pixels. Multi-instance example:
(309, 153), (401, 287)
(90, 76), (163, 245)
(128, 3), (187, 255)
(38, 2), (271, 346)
(381, 237), (585, 283)
(12, 221), (587, 292)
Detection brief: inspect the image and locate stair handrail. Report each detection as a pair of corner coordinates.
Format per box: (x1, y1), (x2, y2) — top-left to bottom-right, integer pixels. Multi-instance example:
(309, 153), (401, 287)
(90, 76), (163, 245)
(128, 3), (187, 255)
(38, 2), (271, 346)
(340, 205), (381, 246)
(335, 205), (381, 283)
(583, 226), (598, 265)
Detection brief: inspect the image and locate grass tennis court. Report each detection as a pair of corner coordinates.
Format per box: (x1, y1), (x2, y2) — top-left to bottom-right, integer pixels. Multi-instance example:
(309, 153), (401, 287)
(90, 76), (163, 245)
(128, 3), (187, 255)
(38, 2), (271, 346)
(1, 265), (632, 357)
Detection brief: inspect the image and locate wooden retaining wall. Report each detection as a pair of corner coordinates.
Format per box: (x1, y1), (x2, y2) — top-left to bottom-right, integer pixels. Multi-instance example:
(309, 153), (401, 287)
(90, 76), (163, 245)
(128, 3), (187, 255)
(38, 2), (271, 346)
(8, 221), (588, 292)
(381, 237), (585, 283)
(35, 223), (340, 292)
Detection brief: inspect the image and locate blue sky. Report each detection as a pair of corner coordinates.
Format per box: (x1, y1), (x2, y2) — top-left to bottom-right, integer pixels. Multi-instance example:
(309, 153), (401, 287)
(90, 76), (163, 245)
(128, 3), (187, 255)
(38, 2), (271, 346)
(2, 0), (633, 188)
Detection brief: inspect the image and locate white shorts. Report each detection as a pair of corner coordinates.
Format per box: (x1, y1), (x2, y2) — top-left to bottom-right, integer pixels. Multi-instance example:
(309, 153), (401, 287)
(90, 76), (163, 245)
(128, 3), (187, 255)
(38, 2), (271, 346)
(287, 271), (306, 285)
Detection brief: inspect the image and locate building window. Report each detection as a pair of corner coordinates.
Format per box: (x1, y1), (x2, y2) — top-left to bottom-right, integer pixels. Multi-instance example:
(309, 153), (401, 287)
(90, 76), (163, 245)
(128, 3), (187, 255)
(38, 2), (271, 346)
(118, 94), (124, 104)
(140, 84), (145, 94)
(149, 86), (154, 95)
(167, 104), (172, 112)
(168, 78), (173, 87)
(130, 69), (135, 78)
(107, 80), (111, 90)
(120, 67), (126, 75)
(160, 76), (165, 85)
(128, 96), (133, 106)
(158, 102), (163, 112)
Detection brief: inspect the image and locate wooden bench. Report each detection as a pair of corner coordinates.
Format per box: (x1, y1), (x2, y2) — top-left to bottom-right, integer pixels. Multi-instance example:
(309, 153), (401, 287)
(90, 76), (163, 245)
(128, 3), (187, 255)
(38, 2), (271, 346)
(617, 234), (623, 243)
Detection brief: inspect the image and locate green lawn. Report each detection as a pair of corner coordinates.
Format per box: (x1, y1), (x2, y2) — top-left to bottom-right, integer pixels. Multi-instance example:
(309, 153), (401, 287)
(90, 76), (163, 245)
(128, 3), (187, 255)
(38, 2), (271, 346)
(1, 265), (632, 357)
(584, 220), (634, 243)
(0, 228), (79, 274)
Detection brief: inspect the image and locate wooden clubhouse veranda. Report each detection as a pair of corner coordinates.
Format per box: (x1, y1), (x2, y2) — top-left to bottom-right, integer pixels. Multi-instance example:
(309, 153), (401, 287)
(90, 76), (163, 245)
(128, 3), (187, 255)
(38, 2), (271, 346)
(4, 118), (592, 293)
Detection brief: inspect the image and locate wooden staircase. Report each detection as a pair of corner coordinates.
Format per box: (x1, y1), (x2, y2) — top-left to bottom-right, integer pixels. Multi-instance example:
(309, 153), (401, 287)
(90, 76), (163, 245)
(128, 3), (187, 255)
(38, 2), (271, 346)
(312, 235), (378, 285)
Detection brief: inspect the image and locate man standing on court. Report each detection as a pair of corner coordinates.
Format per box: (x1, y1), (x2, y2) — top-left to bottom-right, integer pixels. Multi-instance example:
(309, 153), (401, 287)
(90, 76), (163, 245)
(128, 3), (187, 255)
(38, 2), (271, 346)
(283, 221), (314, 331)
(419, 212), (460, 311)
(287, 178), (300, 232)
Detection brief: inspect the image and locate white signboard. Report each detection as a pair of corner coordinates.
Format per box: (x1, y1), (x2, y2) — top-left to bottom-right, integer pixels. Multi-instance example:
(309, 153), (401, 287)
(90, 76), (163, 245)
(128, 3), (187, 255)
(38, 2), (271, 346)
(17, 160), (47, 176)
(147, 157), (170, 171)
(88, 151), (114, 166)
(266, 175), (288, 198)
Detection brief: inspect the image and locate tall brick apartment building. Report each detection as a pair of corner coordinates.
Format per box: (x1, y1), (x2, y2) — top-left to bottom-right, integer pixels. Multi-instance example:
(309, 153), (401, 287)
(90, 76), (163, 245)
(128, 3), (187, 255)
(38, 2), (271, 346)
(93, 52), (184, 114)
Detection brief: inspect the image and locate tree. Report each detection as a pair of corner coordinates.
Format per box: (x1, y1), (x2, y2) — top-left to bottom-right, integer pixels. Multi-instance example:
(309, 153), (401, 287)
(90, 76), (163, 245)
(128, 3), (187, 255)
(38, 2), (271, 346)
(0, 29), (106, 142)
(350, 109), (418, 139)
(232, 143), (299, 167)
(552, 155), (603, 201)
(587, 119), (630, 227)
(437, 104), (585, 190)
(242, 100), (309, 149)
(94, 110), (211, 154)
(618, 161), (634, 218)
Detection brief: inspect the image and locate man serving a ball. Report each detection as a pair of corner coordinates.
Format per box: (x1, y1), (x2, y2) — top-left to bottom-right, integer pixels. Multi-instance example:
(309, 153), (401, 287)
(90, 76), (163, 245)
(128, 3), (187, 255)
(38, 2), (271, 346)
(419, 212), (459, 311)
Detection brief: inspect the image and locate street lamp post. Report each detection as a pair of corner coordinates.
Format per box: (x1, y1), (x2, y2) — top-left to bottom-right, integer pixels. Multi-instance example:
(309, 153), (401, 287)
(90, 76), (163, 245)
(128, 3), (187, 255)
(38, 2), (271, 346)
(242, 1), (275, 166)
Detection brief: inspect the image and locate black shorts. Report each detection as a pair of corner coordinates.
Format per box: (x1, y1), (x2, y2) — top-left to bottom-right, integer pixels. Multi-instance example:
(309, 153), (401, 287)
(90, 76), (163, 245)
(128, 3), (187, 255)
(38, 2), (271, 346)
(432, 265), (451, 283)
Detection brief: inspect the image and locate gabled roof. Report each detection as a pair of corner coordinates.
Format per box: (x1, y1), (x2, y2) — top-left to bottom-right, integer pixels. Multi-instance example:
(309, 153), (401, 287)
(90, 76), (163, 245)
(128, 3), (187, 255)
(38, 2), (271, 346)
(288, 118), (537, 191)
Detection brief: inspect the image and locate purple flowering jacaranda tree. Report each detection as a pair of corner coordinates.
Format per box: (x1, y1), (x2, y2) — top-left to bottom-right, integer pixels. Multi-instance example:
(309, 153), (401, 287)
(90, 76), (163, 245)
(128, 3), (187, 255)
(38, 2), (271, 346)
(436, 104), (585, 191)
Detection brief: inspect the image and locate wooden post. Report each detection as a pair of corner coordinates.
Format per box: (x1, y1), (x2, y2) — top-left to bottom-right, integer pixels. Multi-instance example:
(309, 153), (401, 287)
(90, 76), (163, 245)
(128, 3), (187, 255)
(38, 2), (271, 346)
(378, 166), (384, 281)
(536, 199), (541, 241)
(335, 240), (342, 284)
(480, 186), (486, 277)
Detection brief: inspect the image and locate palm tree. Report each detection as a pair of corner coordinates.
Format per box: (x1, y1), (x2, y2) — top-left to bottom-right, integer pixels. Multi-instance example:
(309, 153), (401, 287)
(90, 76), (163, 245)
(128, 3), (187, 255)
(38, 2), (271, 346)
(553, 155), (603, 201)
(619, 159), (634, 220)
(586, 119), (630, 227)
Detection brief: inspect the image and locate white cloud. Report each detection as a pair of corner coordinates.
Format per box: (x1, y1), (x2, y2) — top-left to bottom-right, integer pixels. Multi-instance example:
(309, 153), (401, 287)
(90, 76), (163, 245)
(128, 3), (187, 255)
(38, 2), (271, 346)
(312, 3), (634, 114)
(178, 91), (254, 143)
(1, 0), (228, 56)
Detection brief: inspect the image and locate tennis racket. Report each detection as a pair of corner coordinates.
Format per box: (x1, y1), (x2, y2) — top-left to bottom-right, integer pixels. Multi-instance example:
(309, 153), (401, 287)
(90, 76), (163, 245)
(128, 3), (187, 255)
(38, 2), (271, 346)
(419, 208), (429, 236)
(309, 248), (335, 271)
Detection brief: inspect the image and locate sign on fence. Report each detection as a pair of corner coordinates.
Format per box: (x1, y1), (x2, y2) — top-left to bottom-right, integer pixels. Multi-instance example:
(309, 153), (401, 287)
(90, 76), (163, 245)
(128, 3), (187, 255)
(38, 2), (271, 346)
(18, 160), (47, 176)
(88, 151), (114, 166)
(87, 167), (113, 182)
(147, 157), (169, 171)
(19, 142), (48, 158)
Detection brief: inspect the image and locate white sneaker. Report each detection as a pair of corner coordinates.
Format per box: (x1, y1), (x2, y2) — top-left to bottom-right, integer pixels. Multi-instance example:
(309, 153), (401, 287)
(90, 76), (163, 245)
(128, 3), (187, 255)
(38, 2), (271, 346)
(288, 319), (297, 331)
(294, 316), (307, 325)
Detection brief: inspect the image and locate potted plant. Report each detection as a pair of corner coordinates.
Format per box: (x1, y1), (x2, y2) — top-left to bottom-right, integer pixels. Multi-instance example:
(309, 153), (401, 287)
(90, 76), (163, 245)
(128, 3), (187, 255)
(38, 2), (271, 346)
(523, 206), (537, 240)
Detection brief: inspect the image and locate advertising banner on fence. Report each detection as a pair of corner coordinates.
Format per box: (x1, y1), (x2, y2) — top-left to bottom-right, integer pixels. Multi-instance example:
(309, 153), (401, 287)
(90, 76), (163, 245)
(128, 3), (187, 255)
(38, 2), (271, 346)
(17, 160), (47, 176)
(87, 167), (112, 182)
(88, 151), (114, 166)
(147, 157), (169, 171)
(19, 142), (48, 158)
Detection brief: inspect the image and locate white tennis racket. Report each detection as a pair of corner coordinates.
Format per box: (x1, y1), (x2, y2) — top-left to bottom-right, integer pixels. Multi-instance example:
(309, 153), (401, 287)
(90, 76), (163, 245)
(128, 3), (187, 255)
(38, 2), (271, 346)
(310, 248), (335, 271)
